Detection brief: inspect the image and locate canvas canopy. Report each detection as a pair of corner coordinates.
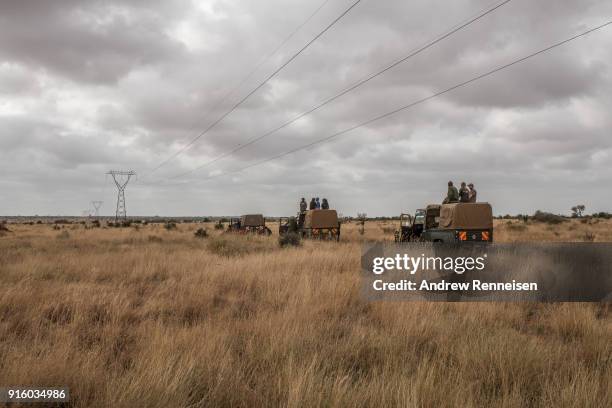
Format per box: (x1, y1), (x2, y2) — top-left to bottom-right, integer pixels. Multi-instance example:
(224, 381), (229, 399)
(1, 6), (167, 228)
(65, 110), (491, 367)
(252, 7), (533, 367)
(304, 210), (339, 229)
(240, 214), (265, 227)
(438, 203), (493, 230)
(425, 204), (441, 229)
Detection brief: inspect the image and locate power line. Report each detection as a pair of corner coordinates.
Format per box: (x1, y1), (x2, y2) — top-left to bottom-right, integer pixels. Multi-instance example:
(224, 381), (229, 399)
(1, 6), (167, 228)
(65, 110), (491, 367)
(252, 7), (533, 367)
(169, 0), (512, 180)
(166, 20), (612, 184)
(212, 0), (332, 110)
(152, 0), (332, 179)
(144, 0), (362, 176)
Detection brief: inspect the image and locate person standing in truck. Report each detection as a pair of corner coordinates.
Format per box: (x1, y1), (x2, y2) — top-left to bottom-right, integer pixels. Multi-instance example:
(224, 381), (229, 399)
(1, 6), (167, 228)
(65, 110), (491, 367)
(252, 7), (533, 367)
(309, 198), (316, 210)
(321, 198), (329, 210)
(459, 182), (470, 203)
(468, 183), (477, 202)
(299, 198), (307, 213)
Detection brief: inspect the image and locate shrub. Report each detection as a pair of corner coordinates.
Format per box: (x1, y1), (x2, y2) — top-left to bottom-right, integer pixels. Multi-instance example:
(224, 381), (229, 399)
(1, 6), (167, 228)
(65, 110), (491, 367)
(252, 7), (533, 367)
(278, 232), (301, 248)
(108, 221), (131, 228)
(532, 210), (566, 224)
(194, 228), (208, 238)
(516, 214), (529, 223)
(53, 225), (61, 230)
(164, 222), (177, 231)
(214, 221), (224, 230)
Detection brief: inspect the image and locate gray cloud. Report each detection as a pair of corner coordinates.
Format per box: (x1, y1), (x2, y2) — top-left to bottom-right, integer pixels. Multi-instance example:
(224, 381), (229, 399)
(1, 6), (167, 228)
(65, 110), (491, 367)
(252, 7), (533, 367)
(1, 0), (611, 217)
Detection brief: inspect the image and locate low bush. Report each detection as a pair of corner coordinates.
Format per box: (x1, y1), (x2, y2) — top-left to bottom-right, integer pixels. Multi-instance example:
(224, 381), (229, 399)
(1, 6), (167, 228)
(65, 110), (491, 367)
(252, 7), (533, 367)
(164, 222), (177, 231)
(278, 232), (301, 248)
(532, 210), (566, 224)
(194, 228), (208, 238)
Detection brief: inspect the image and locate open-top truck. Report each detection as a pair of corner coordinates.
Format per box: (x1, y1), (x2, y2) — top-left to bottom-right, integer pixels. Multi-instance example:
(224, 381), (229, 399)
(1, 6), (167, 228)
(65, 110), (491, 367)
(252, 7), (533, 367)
(395, 209), (425, 242)
(228, 214), (272, 236)
(279, 209), (341, 241)
(395, 203), (493, 243)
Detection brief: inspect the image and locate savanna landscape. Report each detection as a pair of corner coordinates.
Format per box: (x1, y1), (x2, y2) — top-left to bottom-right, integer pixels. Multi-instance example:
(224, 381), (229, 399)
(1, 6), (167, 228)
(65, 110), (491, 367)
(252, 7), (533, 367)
(0, 218), (610, 407)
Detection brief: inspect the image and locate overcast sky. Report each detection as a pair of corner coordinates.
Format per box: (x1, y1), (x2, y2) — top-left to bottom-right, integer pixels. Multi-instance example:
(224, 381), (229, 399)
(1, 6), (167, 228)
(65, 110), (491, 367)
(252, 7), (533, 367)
(1, 0), (611, 217)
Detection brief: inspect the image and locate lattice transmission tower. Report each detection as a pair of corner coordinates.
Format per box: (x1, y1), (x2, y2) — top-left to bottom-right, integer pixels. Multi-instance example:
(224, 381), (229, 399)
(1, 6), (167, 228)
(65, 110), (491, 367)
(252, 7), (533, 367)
(91, 201), (103, 217)
(107, 170), (136, 220)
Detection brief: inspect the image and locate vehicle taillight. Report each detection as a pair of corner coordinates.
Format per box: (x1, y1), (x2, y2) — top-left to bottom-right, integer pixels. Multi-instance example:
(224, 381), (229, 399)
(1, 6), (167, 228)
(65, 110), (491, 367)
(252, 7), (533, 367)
(458, 231), (467, 241)
(481, 231), (490, 241)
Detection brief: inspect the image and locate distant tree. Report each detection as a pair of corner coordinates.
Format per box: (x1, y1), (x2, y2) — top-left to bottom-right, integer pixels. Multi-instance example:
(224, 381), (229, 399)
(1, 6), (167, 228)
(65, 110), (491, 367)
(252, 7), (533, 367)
(357, 213), (367, 235)
(571, 205), (586, 218)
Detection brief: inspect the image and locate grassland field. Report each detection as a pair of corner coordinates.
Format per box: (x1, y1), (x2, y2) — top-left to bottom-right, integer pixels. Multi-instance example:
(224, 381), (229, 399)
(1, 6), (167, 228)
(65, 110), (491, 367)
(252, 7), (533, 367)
(0, 218), (610, 407)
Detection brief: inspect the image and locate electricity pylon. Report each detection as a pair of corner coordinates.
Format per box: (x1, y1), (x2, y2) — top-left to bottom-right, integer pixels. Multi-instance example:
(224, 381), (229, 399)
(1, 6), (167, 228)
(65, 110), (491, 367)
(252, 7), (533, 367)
(91, 201), (103, 217)
(107, 170), (136, 221)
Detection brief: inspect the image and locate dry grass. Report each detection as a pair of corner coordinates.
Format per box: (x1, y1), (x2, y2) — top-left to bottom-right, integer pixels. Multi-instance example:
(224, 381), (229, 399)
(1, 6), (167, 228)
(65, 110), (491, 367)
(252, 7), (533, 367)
(0, 220), (610, 407)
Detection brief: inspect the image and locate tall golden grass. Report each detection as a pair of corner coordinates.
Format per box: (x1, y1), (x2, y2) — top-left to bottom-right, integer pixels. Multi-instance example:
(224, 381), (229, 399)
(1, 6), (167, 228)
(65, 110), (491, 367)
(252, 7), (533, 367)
(0, 219), (610, 407)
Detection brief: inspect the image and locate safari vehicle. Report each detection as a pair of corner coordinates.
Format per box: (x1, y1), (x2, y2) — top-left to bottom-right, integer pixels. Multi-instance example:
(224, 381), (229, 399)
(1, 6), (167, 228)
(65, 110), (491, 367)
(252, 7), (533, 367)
(227, 214), (272, 236)
(278, 217), (294, 236)
(394, 209), (425, 242)
(279, 209), (341, 241)
(396, 203), (493, 243)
